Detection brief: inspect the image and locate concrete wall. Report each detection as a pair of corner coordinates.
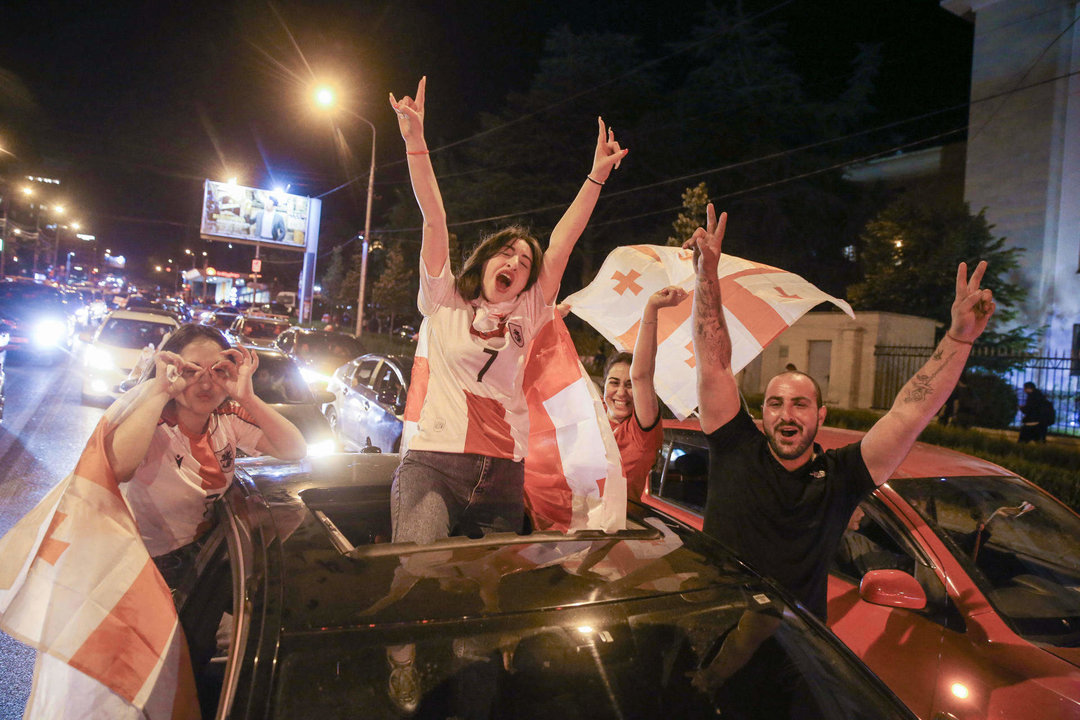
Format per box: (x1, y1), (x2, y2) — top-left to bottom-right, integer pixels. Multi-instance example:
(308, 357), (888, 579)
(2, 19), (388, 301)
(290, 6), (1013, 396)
(947, 0), (1080, 357)
(737, 311), (939, 409)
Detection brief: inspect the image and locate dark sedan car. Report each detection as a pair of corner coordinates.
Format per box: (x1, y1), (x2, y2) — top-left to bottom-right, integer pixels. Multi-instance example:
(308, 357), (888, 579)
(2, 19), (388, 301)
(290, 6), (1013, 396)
(228, 315), (291, 347)
(274, 327), (364, 389)
(0, 279), (76, 362)
(174, 452), (917, 719)
(244, 344), (338, 458)
(325, 353), (411, 452)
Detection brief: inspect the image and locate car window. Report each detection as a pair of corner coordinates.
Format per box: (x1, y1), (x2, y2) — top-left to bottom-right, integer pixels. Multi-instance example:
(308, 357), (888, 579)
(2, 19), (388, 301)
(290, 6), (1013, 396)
(252, 354), (315, 404)
(653, 439), (709, 511)
(352, 358), (379, 389)
(98, 317), (175, 349)
(894, 475), (1080, 646)
(833, 504), (917, 581)
(244, 319), (288, 339)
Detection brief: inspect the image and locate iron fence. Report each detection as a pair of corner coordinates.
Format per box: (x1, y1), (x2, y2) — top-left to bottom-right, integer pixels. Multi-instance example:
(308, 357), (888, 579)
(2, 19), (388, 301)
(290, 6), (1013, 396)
(873, 346), (1080, 436)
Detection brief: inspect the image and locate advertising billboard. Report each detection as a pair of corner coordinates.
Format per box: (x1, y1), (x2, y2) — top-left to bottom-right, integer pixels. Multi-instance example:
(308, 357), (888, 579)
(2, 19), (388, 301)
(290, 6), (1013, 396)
(200, 180), (316, 251)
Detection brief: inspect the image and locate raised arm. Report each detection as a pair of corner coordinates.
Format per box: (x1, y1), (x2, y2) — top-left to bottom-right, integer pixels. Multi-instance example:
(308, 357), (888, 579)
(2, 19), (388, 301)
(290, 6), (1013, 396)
(630, 286), (687, 428)
(213, 347), (306, 461)
(861, 261), (995, 484)
(391, 76), (449, 276)
(538, 117), (629, 304)
(683, 204), (739, 434)
(106, 352), (201, 482)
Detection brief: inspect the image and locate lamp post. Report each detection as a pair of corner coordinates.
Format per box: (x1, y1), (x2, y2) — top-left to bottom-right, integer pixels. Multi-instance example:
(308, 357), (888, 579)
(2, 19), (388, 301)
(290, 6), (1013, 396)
(313, 85), (376, 338)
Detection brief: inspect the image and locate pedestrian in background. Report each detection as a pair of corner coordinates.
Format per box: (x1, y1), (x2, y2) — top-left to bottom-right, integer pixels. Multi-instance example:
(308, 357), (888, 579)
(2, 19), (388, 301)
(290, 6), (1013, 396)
(1018, 381), (1054, 443)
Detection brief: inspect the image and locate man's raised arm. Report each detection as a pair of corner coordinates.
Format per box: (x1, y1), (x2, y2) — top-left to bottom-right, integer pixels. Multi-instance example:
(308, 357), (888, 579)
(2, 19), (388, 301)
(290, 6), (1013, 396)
(861, 261), (996, 484)
(683, 204), (740, 434)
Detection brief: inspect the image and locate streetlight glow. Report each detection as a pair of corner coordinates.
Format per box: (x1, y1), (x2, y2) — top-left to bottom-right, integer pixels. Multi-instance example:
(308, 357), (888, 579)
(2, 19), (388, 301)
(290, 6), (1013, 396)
(314, 86), (335, 109)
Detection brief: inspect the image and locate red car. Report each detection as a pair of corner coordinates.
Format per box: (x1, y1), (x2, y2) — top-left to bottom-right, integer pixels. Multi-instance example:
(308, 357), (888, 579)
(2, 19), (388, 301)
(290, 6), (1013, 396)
(642, 419), (1080, 720)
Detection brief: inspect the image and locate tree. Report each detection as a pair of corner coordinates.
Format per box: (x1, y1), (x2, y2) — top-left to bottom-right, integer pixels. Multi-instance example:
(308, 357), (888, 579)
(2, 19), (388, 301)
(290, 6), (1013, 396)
(667, 182), (710, 246)
(847, 190), (1031, 353)
(367, 240), (416, 333)
(321, 245), (347, 304)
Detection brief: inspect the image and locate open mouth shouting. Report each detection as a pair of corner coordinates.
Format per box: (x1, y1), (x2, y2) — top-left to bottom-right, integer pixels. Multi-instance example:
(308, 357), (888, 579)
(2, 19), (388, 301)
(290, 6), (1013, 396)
(495, 270), (514, 291)
(776, 424), (801, 441)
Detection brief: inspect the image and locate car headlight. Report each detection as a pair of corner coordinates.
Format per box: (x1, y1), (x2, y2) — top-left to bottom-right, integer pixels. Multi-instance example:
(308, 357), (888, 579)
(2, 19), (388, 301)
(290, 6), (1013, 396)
(300, 367), (328, 385)
(84, 345), (115, 370)
(33, 319), (67, 348)
(306, 438), (336, 458)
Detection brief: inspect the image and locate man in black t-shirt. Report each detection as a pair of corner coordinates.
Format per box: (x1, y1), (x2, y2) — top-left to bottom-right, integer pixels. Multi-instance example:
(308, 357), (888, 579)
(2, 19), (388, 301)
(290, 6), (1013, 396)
(682, 204), (996, 621)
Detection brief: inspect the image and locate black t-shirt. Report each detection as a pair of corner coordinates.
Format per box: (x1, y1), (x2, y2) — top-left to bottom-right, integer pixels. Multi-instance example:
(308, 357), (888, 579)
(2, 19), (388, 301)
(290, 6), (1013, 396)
(703, 409), (875, 619)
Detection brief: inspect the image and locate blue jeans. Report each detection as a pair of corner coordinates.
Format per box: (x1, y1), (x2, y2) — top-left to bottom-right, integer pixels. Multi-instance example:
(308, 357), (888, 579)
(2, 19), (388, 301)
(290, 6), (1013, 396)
(391, 450), (525, 544)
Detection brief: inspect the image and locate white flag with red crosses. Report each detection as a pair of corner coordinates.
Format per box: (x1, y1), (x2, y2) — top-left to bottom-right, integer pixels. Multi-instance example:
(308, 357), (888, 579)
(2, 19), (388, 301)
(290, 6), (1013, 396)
(564, 245), (854, 419)
(0, 384), (200, 720)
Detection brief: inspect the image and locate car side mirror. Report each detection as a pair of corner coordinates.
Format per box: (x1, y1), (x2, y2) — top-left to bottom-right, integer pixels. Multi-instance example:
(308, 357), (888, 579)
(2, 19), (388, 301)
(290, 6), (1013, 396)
(859, 569), (927, 610)
(314, 390), (336, 405)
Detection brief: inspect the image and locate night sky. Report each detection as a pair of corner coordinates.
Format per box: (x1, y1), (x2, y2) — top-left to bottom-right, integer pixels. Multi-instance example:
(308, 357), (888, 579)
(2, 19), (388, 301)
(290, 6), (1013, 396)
(0, 0), (972, 284)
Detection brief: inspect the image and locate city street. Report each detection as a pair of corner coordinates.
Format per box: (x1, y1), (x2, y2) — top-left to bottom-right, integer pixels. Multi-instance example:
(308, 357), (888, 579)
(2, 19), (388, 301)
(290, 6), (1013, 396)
(0, 348), (105, 718)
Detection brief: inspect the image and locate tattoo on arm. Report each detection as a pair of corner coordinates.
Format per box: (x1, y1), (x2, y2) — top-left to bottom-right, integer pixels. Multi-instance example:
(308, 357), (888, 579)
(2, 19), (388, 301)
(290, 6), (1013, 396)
(902, 349), (957, 404)
(696, 277), (731, 369)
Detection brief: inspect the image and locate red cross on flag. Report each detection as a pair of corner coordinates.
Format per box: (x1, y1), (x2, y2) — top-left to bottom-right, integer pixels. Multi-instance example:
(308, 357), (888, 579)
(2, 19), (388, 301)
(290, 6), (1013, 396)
(0, 385), (199, 720)
(564, 244), (854, 419)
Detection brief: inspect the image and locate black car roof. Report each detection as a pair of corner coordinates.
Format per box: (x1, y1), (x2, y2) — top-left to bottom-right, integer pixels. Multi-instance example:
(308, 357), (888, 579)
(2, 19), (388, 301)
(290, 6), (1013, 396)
(234, 453), (751, 635)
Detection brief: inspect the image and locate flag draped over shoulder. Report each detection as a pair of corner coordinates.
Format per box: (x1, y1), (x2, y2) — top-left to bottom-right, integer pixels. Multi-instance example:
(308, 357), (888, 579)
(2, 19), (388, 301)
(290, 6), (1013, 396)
(564, 245), (855, 419)
(522, 315), (626, 533)
(0, 384), (200, 720)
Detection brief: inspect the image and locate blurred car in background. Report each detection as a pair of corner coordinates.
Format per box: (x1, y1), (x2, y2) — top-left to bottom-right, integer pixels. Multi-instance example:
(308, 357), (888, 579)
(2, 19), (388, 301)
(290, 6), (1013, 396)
(248, 302), (292, 320)
(0, 318), (9, 420)
(392, 324), (418, 342)
(0, 279), (77, 363)
(173, 451), (918, 720)
(275, 327), (364, 389)
(244, 344), (337, 458)
(81, 309), (180, 403)
(202, 307), (241, 332)
(643, 419), (1080, 720)
(228, 314), (291, 348)
(69, 286), (109, 325)
(154, 298), (194, 323)
(325, 353), (411, 453)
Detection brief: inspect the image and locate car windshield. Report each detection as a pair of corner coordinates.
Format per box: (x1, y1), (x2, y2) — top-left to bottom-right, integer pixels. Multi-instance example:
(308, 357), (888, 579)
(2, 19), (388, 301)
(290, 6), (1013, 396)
(98, 318), (175, 349)
(893, 475), (1080, 647)
(244, 319), (288, 339)
(295, 334), (363, 361)
(252, 353), (314, 404)
(207, 312), (238, 329)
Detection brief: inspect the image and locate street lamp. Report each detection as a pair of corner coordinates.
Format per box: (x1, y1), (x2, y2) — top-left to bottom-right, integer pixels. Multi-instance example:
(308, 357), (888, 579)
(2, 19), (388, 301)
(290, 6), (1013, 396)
(313, 84), (376, 338)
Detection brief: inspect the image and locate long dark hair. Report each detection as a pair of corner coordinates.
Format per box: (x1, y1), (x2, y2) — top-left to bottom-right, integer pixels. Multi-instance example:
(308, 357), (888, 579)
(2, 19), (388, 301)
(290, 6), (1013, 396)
(455, 225), (544, 301)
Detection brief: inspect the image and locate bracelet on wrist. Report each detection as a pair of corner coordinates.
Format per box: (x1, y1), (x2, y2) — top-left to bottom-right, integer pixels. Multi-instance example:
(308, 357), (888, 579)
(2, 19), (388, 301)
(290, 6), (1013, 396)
(946, 332), (973, 346)
(586, 175), (605, 186)
(406, 149), (430, 156)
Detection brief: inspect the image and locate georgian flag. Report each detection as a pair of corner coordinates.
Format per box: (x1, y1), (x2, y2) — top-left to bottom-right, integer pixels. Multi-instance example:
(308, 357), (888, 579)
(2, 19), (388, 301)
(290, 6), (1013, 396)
(0, 384), (200, 720)
(563, 245), (855, 419)
(522, 315), (626, 533)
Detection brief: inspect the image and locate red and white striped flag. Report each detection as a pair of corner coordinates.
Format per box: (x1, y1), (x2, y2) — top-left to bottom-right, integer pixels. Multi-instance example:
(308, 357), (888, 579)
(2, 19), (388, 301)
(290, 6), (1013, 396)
(0, 385), (200, 720)
(522, 316), (626, 533)
(564, 245), (854, 419)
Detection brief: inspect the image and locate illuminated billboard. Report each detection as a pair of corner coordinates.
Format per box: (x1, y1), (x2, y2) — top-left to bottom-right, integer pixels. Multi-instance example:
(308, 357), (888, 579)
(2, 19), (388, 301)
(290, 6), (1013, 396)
(200, 180), (318, 251)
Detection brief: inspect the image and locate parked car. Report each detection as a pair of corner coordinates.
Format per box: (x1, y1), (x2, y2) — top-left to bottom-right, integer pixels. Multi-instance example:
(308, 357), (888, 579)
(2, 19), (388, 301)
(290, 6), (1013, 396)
(171, 450), (917, 720)
(275, 327), (364, 388)
(642, 419), (1080, 720)
(228, 315), (291, 348)
(202, 308), (241, 332)
(243, 344), (337, 458)
(0, 278), (77, 362)
(81, 309), (180, 403)
(325, 353), (411, 453)
(0, 317), (9, 421)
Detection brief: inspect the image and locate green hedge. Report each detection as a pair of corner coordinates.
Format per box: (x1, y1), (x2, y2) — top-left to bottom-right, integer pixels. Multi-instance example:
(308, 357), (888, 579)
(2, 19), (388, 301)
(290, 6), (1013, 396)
(822, 407), (1080, 512)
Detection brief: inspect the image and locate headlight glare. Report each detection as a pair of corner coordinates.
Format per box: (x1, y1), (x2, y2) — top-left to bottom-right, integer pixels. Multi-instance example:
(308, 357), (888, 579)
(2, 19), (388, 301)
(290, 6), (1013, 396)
(33, 319), (67, 348)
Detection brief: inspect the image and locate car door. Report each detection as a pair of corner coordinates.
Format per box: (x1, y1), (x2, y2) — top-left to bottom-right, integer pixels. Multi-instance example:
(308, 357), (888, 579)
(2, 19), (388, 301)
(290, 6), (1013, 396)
(342, 357), (380, 449)
(826, 496), (955, 720)
(368, 362), (406, 452)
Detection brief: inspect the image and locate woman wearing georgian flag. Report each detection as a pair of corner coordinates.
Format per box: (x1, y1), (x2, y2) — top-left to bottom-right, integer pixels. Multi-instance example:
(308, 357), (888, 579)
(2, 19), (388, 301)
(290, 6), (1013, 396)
(388, 76), (628, 545)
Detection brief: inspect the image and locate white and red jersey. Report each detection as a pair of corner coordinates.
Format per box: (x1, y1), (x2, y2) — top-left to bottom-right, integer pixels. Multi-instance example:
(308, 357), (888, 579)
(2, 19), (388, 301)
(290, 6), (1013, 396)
(121, 401), (263, 556)
(402, 258), (554, 461)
